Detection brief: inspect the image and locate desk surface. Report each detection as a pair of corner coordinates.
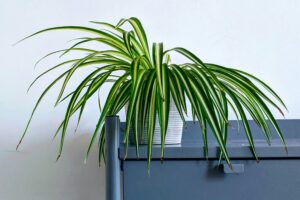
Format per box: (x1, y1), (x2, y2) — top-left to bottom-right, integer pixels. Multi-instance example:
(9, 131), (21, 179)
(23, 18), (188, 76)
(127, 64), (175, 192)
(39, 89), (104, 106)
(119, 119), (300, 159)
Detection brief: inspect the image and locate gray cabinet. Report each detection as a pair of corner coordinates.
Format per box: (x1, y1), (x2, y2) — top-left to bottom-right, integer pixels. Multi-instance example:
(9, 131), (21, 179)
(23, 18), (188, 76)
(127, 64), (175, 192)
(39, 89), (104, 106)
(123, 160), (300, 200)
(114, 119), (300, 200)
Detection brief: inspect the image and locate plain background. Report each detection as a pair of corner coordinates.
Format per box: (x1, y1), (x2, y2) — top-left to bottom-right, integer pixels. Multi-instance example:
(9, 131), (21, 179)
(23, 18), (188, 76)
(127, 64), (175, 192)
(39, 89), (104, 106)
(1, 0), (300, 199)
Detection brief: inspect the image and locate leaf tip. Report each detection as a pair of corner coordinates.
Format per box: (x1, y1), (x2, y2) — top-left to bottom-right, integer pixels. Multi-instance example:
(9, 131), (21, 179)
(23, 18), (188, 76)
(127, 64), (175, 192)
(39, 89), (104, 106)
(16, 141), (21, 151)
(284, 144), (289, 155)
(56, 154), (61, 162)
(12, 40), (22, 47)
(160, 157), (164, 164)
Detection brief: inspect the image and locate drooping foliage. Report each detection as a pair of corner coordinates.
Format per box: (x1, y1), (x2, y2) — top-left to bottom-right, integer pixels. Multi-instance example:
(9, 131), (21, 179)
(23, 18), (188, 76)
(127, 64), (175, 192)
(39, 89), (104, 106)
(17, 18), (287, 169)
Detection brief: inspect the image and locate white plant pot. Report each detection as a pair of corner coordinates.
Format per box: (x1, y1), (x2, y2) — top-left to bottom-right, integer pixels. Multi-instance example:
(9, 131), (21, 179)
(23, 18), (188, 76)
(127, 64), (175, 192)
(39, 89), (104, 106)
(126, 98), (184, 145)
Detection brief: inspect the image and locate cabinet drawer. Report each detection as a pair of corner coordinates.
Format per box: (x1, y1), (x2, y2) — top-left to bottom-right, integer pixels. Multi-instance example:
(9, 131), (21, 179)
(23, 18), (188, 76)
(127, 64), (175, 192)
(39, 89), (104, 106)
(123, 159), (300, 200)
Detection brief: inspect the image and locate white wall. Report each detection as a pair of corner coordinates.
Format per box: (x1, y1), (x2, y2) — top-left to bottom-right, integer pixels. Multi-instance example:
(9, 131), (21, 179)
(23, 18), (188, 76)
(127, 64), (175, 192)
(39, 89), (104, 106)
(1, 0), (300, 199)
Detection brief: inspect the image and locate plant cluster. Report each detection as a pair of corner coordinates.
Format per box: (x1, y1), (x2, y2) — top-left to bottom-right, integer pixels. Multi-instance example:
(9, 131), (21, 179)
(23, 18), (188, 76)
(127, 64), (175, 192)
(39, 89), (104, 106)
(17, 18), (287, 168)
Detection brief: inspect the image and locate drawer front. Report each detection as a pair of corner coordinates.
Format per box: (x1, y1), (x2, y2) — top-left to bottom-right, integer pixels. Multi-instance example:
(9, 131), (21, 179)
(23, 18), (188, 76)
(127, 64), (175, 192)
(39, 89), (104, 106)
(123, 160), (300, 200)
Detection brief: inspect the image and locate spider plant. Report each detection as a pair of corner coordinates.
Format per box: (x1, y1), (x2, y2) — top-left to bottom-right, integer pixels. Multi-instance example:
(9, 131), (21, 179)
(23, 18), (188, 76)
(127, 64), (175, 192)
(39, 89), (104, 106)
(17, 17), (287, 169)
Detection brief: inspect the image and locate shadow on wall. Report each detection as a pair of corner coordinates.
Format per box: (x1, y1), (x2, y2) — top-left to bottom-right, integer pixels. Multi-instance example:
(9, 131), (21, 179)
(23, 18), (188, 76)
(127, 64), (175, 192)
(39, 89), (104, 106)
(0, 129), (106, 200)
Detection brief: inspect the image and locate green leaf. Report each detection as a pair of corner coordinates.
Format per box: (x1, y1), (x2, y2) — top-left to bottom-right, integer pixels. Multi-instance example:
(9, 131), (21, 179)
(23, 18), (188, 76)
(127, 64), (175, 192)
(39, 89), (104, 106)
(124, 70), (148, 157)
(15, 26), (125, 49)
(168, 70), (187, 114)
(147, 81), (157, 173)
(234, 68), (287, 110)
(152, 43), (164, 99)
(27, 59), (79, 93)
(91, 20), (145, 57)
(123, 31), (134, 57)
(109, 81), (131, 114)
(207, 63), (285, 117)
(158, 64), (170, 158)
(172, 65), (231, 166)
(165, 48), (224, 90)
(188, 64), (227, 121)
(34, 48), (96, 68)
(169, 73), (186, 123)
(171, 66), (209, 156)
(85, 73), (130, 162)
(140, 71), (156, 143)
(57, 67), (107, 159)
(17, 71), (68, 150)
(116, 17), (151, 61)
(54, 53), (98, 106)
(222, 86), (259, 160)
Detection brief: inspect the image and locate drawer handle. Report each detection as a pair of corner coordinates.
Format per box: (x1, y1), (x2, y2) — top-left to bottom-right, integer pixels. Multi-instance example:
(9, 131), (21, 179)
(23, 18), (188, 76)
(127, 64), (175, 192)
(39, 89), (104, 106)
(222, 164), (244, 174)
